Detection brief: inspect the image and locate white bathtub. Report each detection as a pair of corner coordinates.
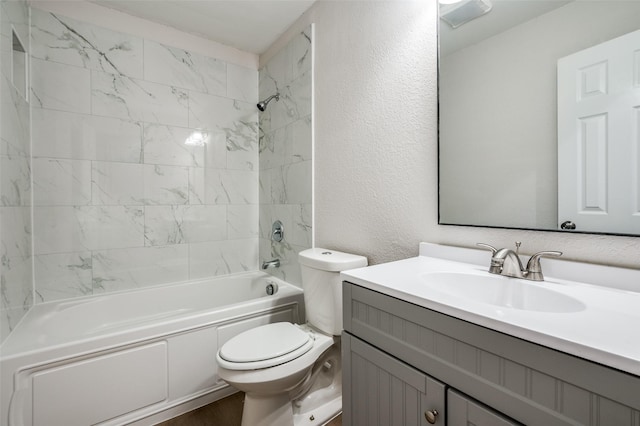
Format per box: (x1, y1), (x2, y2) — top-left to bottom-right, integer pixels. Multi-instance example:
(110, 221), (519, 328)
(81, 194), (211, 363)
(0, 272), (304, 426)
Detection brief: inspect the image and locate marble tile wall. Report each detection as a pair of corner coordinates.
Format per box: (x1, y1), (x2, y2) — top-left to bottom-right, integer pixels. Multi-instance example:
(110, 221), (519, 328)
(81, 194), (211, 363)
(0, 0), (33, 343)
(30, 8), (259, 302)
(259, 27), (313, 286)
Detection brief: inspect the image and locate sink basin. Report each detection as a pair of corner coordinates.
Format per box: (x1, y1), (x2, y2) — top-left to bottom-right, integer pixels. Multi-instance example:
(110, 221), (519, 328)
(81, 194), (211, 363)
(421, 272), (586, 313)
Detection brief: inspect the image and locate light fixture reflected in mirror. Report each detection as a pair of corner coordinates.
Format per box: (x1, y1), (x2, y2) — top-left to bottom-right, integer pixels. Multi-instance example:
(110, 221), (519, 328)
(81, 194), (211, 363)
(185, 130), (209, 147)
(440, 0), (492, 28)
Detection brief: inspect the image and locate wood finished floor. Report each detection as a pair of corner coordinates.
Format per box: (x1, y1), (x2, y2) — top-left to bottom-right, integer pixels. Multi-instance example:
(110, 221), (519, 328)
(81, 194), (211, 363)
(156, 392), (342, 426)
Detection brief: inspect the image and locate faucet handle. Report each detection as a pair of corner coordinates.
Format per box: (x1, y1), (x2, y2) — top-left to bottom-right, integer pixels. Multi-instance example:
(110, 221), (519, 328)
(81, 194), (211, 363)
(526, 251), (562, 281)
(476, 243), (498, 255)
(476, 243), (503, 274)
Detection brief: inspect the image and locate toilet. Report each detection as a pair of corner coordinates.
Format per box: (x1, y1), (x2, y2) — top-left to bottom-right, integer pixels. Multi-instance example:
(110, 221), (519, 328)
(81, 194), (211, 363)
(216, 248), (368, 426)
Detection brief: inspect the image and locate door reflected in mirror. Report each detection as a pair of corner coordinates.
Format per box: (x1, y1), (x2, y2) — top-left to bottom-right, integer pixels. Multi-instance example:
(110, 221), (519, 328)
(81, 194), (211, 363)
(438, 0), (640, 236)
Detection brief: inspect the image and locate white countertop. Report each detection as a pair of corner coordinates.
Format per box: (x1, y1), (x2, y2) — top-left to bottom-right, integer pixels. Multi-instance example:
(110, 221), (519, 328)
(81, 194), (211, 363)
(342, 243), (640, 376)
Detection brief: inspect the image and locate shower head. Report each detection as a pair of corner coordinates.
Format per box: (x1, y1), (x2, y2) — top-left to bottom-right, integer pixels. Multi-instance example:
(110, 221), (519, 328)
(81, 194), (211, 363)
(257, 93), (280, 111)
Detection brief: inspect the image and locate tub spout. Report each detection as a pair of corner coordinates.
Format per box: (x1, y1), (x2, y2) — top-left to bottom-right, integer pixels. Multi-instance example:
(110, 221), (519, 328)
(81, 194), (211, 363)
(261, 259), (280, 269)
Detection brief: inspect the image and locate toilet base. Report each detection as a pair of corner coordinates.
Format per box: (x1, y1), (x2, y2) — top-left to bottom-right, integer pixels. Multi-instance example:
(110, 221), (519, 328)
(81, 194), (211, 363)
(239, 344), (342, 426)
(241, 393), (293, 426)
(240, 391), (341, 426)
(293, 394), (341, 426)
(293, 344), (342, 425)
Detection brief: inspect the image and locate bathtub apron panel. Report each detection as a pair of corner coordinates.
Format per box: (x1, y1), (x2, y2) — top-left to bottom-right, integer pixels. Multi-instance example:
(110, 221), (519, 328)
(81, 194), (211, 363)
(32, 343), (167, 426)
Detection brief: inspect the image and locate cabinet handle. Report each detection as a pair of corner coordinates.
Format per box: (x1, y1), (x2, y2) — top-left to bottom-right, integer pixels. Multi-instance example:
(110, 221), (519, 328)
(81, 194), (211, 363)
(424, 409), (439, 424)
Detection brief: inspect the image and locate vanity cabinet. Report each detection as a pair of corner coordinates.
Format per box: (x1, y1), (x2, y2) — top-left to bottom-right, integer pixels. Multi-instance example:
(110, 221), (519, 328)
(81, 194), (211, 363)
(343, 333), (520, 426)
(343, 331), (445, 425)
(342, 282), (640, 426)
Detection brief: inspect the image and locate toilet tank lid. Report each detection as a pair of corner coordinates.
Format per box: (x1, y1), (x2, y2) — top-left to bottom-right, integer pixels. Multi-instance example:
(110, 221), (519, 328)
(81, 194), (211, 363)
(298, 248), (368, 272)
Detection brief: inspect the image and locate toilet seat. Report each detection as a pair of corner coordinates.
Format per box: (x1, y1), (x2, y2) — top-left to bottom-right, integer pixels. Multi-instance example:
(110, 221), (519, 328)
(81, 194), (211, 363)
(217, 322), (314, 370)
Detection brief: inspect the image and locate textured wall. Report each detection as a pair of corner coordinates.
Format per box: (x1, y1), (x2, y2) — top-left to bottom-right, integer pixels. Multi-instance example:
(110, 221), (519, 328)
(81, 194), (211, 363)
(30, 8), (259, 302)
(258, 27), (313, 286)
(304, 1), (436, 266)
(0, 0), (32, 342)
(263, 1), (640, 270)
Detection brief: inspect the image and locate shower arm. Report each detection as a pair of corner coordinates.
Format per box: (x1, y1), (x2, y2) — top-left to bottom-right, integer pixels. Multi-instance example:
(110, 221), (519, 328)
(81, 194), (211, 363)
(257, 93), (280, 111)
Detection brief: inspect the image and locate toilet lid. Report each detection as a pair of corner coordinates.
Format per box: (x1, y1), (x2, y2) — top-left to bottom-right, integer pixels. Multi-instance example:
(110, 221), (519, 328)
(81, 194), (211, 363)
(218, 322), (313, 367)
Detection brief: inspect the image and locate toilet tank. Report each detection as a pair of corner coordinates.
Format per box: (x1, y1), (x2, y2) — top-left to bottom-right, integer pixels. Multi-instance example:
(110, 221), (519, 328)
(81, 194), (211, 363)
(298, 248), (368, 335)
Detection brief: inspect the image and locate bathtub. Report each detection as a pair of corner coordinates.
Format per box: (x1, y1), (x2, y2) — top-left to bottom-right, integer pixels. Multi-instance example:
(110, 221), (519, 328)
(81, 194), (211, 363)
(0, 272), (304, 426)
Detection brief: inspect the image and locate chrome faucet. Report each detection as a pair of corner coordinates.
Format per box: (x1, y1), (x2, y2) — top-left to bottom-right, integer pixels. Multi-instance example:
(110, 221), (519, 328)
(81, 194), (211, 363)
(491, 246), (526, 278)
(261, 259), (280, 270)
(477, 242), (562, 281)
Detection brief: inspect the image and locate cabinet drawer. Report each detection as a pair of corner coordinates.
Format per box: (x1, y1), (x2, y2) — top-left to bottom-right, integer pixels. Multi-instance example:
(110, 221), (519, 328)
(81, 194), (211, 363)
(343, 332), (445, 426)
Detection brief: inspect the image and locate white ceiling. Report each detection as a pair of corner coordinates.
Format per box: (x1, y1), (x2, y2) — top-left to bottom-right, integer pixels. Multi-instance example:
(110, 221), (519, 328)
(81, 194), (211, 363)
(91, 0), (316, 54)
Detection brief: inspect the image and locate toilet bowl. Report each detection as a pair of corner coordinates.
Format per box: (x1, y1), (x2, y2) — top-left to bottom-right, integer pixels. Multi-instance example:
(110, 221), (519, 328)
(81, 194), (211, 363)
(217, 323), (334, 394)
(216, 248), (367, 426)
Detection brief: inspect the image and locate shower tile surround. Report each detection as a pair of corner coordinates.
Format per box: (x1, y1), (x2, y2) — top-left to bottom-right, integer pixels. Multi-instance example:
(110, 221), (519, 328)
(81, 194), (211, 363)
(258, 27), (312, 285)
(0, 0), (32, 342)
(28, 9), (260, 302)
(0, 5), (313, 344)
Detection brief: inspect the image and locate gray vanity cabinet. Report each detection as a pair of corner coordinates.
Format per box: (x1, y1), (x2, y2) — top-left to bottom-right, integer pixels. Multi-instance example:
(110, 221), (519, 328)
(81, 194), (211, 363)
(343, 332), (519, 426)
(342, 332), (445, 425)
(342, 282), (640, 426)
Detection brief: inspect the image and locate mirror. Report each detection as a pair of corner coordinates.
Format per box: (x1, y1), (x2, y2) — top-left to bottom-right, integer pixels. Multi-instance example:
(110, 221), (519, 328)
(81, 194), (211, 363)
(438, 0), (640, 236)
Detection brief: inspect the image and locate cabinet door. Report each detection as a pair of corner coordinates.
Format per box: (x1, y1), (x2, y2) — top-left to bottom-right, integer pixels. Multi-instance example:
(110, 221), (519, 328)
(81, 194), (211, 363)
(343, 333), (445, 426)
(448, 389), (522, 426)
